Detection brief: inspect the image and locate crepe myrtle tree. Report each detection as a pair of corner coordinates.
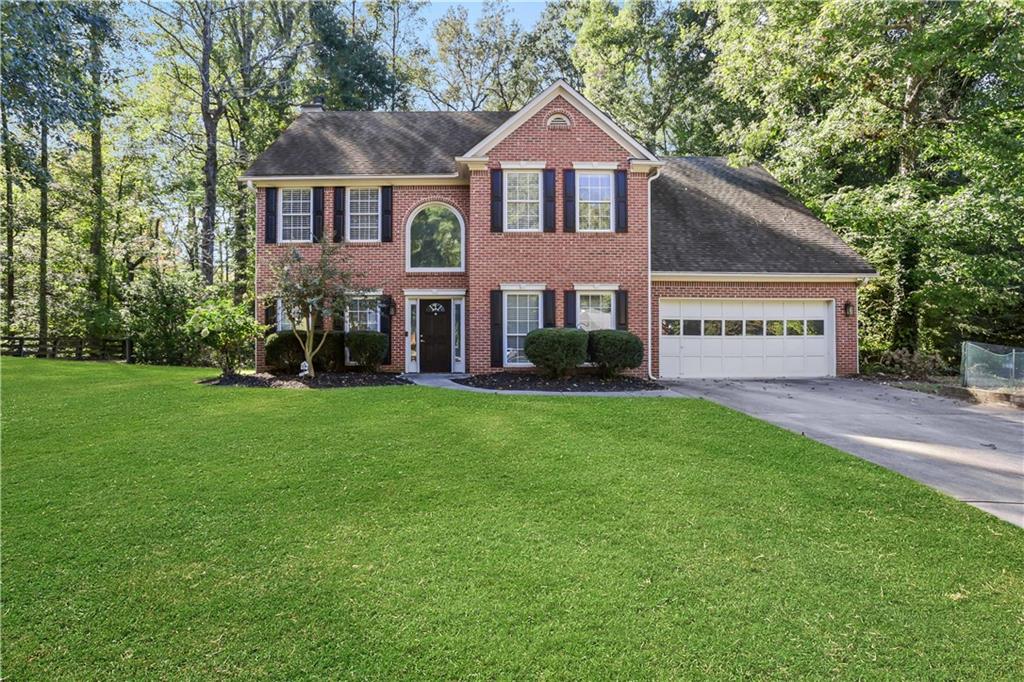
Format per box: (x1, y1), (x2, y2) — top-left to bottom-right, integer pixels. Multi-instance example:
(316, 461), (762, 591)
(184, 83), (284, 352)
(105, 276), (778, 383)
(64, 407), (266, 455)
(268, 244), (360, 377)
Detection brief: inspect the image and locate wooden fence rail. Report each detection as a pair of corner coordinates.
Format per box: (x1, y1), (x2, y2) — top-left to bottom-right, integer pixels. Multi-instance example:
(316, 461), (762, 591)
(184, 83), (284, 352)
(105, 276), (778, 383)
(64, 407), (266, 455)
(1, 336), (133, 362)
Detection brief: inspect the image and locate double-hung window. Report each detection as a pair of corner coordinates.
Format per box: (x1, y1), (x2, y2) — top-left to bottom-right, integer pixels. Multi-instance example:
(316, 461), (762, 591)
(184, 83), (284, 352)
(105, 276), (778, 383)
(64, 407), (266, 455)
(504, 171), (542, 231)
(577, 172), (613, 231)
(347, 188), (381, 241)
(504, 292), (542, 366)
(346, 298), (380, 332)
(577, 292), (615, 331)
(280, 188), (313, 242)
(276, 299), (308, 332)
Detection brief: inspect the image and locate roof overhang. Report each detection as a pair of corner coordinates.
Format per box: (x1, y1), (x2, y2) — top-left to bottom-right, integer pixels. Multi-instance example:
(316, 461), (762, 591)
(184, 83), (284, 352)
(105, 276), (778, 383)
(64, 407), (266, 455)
(240, 173), (465, 187)
(652, 271), (877, 283)
(460, 80), (661, 163)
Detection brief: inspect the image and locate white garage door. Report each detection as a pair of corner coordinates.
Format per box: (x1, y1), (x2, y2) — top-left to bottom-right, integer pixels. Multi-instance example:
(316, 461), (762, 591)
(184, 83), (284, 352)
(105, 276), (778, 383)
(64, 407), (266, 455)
(659, 299), (835, 379)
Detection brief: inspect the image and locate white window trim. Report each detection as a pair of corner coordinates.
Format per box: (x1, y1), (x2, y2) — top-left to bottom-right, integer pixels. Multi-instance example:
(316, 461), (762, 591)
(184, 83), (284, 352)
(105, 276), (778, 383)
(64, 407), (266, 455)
(500, 283), (546, 291)
(575, 171), (615, 232)
(500, 161), (546, 169)
(503, 170), (543, 232)
(343, 297), (383, 333)
(405, 201), (466, 273)
(572, 162), (618, 170)
(279, 187), (313, 243)
(503, 291), (543, 368)
(576, 291), (616, 332)
(345, 187), (382, 242)
(573, 283), (619, 291)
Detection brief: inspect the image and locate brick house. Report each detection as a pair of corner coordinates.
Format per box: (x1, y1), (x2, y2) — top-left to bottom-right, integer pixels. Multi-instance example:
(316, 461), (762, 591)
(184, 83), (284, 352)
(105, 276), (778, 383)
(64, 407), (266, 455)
(243, 81), (875, 379)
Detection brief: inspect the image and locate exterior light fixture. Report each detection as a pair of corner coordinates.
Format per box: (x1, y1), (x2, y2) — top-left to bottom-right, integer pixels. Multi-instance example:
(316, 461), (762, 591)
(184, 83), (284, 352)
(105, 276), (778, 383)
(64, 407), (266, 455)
(843, 302), (854, 317)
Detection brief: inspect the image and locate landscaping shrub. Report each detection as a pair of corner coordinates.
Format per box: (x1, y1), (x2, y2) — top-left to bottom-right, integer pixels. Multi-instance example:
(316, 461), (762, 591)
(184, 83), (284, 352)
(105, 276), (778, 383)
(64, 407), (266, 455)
(265, 331), (345, 373)
(122, 270), (206, 365)
(184, 298), (265, 376)
(588, 329), (644, 377)
(523, 327), (588, 378)
(346, 331), (389, 372)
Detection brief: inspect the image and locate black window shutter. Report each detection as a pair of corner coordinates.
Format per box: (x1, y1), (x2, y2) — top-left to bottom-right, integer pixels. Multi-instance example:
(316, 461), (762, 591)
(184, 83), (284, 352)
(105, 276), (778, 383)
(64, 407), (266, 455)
(380, 295), (393, 364)
(543, 290), (556, 327)
(265, 187), (277, 244)
(563, 169), (575, 232)
(333, 187), (345, 242)
(563, 291), (577, 328)
(614, 170), (628, 233)
(264, 301), (276, 335)
(542, 169), (556, 232)
(490, 170), (503, 232)
(490, 290), (503, 366)
(381, 186), (393, 242)
(312, 187), (324, 242)
(616, 290), (629, 330)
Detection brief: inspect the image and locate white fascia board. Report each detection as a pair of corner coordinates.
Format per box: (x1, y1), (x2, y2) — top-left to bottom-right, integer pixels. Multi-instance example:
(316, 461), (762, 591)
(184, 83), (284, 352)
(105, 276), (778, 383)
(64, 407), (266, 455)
(501, 161), (547, 169)
(651, 272), (877, 283)
(461, 80), (660, 162)
(402, 288), (467, 297)
(573, 283), (620, 291)
(500, 283), (546, 291)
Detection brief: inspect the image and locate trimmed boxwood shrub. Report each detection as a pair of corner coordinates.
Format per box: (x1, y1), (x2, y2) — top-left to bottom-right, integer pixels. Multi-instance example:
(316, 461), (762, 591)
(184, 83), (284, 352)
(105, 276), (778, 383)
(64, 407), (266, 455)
(524, 327), (588, 378)
(265, 331), (345, 373)
(589, 329), (643, 377)
(346, 331), (389, 372)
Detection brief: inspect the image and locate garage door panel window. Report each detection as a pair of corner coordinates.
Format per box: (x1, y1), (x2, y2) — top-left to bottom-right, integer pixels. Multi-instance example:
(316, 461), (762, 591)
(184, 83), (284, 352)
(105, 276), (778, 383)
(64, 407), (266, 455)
(725, 320), (743, 336)
(661, 319), (680, 336)
(744, 320), (764, 336)
(683, 319), (701, 336)
(703, 320), (722, 336)
(766, 320), (784, 336)
(807, 319), (825, 336)
(786, 320), (806, 336)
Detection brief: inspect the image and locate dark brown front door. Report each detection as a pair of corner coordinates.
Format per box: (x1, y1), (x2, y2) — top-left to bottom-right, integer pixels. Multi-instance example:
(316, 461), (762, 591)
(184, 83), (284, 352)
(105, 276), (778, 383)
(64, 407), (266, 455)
(419, 299), (452, 372)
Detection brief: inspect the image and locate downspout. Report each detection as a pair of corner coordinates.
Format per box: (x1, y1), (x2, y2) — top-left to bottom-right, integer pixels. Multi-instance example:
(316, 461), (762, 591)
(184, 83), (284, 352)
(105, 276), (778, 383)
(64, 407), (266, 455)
(647, 166), (662, 380)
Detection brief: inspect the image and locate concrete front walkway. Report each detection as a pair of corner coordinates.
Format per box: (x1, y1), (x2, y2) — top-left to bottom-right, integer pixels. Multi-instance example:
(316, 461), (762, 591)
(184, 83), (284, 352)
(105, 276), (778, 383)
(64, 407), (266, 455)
(665, 378), (1024, 528)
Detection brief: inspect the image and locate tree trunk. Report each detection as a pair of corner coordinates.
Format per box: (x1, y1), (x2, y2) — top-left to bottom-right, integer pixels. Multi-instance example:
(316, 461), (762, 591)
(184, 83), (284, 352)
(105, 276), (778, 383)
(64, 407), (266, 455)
(199, 1), (218, 285)
(2, 98), (15, 336)
(233, 197), (248, 302)
(37, 117), (49, 357)
(89, 24), (106, 310)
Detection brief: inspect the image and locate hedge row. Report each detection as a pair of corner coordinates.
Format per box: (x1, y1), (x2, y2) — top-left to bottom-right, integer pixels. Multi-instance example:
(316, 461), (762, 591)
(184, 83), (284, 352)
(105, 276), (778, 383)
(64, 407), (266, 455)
(524, 328), (643, 378)
(264, 330), (388, 373)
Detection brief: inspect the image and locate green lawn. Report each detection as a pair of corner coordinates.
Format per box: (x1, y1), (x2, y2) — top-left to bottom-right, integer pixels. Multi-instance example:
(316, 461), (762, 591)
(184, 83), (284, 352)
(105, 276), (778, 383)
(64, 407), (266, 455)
(2, 358), (1022, 679)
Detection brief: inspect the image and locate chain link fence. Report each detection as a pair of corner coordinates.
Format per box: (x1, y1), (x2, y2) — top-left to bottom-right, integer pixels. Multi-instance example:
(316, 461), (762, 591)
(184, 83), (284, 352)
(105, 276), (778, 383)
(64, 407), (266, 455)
(961, 341), (1024, 392)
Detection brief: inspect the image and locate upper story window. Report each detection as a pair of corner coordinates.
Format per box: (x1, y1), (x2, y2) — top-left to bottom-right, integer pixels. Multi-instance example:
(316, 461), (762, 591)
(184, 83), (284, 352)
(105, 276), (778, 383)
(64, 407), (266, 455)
(504, 171), (542, 231)
(577, 172), (614, 232)
(347, 187), (381, 241)
(280, 188), (313, 242)
(407, 203), (464, 272)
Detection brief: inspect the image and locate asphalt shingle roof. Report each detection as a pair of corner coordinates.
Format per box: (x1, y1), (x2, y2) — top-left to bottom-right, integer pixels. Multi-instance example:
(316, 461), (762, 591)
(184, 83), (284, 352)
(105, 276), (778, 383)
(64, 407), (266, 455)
(652, 157), (874, 274)
(244, 110), (516, 177)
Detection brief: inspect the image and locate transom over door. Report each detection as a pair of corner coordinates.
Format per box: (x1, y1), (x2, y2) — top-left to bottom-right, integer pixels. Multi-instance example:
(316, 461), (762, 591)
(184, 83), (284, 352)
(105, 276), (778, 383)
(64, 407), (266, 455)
(658, 298), (834, 379)
(419, 299), (452, 373)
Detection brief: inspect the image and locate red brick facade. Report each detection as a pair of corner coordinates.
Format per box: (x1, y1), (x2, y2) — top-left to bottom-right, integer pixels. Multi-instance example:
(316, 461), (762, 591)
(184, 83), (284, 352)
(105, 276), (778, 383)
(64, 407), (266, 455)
(253, 91), (864, 378)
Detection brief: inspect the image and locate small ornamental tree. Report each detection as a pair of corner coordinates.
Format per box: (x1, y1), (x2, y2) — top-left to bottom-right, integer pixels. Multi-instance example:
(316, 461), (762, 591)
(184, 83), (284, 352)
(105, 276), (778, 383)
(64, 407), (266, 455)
(268, 245), (360, 378)
(185, 298), (265, 376)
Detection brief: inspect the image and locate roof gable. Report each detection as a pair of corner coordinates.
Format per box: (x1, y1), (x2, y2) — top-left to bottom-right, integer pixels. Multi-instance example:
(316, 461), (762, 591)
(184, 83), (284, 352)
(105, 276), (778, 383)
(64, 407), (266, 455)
(460, 80), (659, 162)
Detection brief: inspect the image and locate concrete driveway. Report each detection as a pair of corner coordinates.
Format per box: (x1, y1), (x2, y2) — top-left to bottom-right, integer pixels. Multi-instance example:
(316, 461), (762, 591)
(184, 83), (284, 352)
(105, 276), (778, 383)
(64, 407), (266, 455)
(665, 378), (1024, 527)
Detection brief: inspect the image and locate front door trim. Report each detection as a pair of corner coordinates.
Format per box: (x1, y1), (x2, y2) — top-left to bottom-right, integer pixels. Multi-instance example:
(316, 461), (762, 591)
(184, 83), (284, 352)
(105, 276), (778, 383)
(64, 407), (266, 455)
(404, 295), (466, 374)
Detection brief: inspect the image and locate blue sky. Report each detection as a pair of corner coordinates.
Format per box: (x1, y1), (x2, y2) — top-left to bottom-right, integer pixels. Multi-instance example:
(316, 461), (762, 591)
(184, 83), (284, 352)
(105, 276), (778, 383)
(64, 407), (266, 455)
(420, 1), (548, 31)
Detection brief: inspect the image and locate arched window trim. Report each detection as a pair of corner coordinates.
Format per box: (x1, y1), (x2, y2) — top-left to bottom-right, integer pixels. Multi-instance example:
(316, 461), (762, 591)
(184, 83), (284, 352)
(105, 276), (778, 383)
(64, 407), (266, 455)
(546, 113), (572, 130)
(405, 201), (466, 273)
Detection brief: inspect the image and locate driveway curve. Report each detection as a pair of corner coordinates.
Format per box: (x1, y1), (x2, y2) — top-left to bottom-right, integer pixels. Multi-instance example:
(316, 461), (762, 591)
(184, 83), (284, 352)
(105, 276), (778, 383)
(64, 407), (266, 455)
(665, 378), (1023, 527)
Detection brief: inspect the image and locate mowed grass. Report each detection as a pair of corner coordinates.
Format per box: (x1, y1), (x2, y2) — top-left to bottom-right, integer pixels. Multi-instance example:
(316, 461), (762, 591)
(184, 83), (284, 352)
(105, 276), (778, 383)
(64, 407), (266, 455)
(2, 358), (1022, 679)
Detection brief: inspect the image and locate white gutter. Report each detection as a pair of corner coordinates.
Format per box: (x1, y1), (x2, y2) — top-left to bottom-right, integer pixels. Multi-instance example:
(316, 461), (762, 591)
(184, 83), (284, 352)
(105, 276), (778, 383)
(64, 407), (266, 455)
(651, 271), (877, 283)
(239, 172), (461, 183)
(647, 165), (662, 381)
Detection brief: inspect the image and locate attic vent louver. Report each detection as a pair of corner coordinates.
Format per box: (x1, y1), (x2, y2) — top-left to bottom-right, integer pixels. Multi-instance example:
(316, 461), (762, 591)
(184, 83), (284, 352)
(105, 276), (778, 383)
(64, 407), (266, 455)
(546, 113), (571, 130)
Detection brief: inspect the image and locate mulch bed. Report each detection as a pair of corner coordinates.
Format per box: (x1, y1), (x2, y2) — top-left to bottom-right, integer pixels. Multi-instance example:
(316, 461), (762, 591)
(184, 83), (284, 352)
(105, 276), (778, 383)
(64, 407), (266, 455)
(454, 372), (663, 393)
(203, 372), (410, 389)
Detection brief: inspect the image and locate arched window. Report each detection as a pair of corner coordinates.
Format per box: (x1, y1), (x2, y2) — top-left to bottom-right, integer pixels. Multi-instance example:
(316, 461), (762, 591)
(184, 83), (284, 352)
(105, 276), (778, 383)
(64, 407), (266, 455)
(407, 203), (465, 272)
